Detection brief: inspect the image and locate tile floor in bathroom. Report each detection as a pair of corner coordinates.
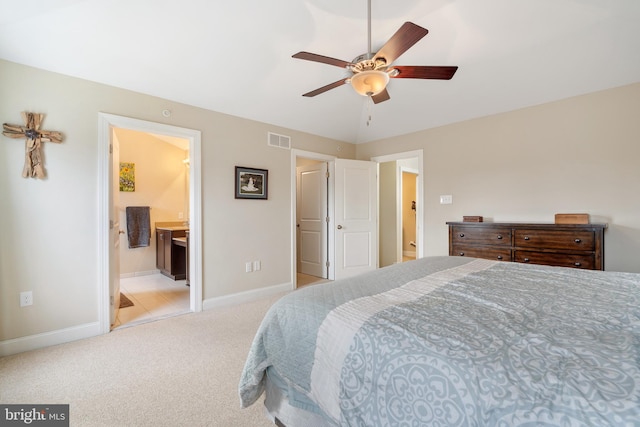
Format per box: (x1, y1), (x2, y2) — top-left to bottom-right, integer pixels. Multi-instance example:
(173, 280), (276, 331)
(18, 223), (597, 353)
(113, 273), (190, 330)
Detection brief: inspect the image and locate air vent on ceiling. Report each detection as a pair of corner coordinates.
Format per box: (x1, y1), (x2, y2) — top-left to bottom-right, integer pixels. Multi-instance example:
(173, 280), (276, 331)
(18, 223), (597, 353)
(267, 132), (291, 150)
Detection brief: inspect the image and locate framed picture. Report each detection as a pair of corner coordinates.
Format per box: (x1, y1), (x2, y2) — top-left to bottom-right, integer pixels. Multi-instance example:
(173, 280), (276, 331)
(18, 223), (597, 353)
(235, 166), (268, 200)
(119, 162), (135, 192)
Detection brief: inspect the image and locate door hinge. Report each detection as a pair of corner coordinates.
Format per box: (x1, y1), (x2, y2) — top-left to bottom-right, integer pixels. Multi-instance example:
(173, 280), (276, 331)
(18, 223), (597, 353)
(325, 261), (330, 267)
(326, 170), (330, 178)
(325, 216), (330, 224)
(110, 295), (114, 306)
(109, 143), (113, 154)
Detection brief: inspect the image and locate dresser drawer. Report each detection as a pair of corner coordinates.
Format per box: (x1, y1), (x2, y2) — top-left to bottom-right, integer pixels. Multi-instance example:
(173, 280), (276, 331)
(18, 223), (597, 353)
(451, 245), (511, 261)
(513, 229), (595, 251)
(447, 222), (605, 270)
(514, 250), (595, 269)
(451, 226), (511, 246)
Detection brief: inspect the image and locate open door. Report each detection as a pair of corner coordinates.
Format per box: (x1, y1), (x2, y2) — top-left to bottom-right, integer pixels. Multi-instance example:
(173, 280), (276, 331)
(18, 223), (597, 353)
(297, 162), (328, 278)
(333, 159), (378, 280)
(109, 129), (121, 327)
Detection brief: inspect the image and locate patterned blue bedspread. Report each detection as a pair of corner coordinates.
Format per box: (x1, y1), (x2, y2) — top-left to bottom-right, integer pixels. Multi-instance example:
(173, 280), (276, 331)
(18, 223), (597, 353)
(239, 256), (640, 426)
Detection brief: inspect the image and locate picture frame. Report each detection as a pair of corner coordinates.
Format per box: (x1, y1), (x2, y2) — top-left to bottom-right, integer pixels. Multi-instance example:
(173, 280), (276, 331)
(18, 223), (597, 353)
(235, 166), (268, 200)
(119, 162), (135, 192)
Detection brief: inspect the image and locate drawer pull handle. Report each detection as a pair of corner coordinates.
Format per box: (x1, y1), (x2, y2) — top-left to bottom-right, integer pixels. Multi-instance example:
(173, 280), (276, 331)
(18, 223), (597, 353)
(574, 238), (582, 243)
(459, 233), (465, 238)
(497, 235), (503, 240)
(458, 252), (465, 256)
(497, 255), (503, 260)
(523, 258), (530, 262)
(574, 262), (582, 267)
(523, 236), (530, 241)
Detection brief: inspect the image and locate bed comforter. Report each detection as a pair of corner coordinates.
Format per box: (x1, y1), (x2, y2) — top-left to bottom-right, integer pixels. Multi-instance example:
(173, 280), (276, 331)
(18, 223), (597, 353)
(239, 256), (640, 426)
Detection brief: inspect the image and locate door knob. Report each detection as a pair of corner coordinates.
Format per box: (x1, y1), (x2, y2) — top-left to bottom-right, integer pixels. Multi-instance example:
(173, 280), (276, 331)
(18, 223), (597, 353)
(337, 225), (343, 229)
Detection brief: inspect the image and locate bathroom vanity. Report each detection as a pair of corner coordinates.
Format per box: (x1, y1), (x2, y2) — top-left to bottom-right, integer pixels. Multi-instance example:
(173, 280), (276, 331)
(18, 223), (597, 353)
(156, 223), (189, 280)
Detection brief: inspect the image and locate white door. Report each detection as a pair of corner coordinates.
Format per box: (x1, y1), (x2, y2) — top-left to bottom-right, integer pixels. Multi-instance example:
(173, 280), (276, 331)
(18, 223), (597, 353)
(109, 129), (121, 326)
(333, 159), (378, 280)
(413, 173), (420, 253)
(297, 162), (328, 278)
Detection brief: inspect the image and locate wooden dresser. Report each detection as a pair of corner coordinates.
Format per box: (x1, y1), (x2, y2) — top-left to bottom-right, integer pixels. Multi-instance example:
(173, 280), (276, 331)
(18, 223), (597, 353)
(447, 222), (606, 270)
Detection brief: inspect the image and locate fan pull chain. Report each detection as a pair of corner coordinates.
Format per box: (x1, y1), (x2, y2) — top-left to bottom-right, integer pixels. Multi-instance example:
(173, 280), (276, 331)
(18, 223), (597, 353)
(366, 96), (373, 126)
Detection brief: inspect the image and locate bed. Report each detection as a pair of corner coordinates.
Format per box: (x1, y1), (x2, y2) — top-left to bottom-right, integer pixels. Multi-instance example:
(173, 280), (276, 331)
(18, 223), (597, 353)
(239, 256), (640, 426)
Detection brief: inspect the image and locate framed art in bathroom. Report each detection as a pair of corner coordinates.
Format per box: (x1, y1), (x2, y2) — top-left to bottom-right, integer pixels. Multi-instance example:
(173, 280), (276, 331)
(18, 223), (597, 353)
(119, 162), (135, 192)
(235, 166), (268, 200)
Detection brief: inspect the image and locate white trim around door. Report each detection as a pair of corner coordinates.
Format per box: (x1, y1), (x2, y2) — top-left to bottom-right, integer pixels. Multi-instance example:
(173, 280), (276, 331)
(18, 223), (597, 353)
(97, 113), (202, 334)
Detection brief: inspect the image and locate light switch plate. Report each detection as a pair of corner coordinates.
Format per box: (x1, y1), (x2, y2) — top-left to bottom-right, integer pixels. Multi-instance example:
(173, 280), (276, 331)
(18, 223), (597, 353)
(440, 195), (453, 204)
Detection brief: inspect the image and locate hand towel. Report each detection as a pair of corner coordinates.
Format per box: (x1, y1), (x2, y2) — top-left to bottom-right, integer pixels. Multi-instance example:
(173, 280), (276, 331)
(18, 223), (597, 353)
(126, 206), (151, 248)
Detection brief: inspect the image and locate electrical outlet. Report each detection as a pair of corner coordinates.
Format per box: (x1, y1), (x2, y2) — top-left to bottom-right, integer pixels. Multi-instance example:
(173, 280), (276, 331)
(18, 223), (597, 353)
(253, 260), (261, 271)
(20, 291), (33, 307)
(245, 262), (253, 273)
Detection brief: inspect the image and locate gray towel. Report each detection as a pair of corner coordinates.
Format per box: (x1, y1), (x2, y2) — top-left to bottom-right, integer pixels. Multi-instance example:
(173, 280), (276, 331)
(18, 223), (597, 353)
(126, 206), (151, 248)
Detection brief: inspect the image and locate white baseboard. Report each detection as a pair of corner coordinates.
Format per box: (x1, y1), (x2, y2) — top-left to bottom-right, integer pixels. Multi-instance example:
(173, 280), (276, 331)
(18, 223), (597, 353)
(120, 269), (160, 279)
(1, 282), (293, 356)
(0, 322), (102, 357)
(202, 282), (293, 311)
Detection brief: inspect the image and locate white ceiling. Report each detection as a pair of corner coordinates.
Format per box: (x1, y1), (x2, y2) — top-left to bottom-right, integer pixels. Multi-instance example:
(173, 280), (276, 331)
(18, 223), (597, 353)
(1, 0), (639, 144)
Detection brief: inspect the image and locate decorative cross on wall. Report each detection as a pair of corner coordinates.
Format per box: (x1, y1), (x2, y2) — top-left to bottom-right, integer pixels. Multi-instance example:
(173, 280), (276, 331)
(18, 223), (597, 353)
(2, 112), (63, 179)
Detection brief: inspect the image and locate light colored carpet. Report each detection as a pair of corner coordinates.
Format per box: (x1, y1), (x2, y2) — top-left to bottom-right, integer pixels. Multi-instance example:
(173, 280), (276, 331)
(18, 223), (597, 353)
(0, 292), (287, 426)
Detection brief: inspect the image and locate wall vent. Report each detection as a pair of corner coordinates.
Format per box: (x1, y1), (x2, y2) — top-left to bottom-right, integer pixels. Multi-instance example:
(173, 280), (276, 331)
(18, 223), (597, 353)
(267, 132), (291, 150)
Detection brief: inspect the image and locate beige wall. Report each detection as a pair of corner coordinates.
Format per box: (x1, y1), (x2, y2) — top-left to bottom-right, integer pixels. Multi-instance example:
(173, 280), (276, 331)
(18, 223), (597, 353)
(116, 128), (189, 275)
(0, 59), (353, 344)
(378, 161), (397, 267)
(357, 82), (640, 273)
(2, 56), (638, 351)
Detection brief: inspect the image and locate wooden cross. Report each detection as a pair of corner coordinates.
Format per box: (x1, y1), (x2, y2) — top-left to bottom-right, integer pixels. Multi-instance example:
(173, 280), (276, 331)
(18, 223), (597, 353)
(2, 112), (63, 179)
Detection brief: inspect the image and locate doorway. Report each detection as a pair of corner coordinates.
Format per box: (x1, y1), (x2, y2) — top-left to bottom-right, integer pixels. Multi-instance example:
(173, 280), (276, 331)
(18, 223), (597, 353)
(113, 128), (190, 329)
(291, 150), (412, 288)
(293, 151), (335, 288)
(400, 168), (419, 262)
(97, 113), (202, 334)
(373, 150), (424, 265)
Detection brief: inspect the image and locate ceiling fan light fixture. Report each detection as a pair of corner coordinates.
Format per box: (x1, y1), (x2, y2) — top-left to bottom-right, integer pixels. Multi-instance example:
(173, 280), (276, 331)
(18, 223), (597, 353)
(350, 70), (389, 97)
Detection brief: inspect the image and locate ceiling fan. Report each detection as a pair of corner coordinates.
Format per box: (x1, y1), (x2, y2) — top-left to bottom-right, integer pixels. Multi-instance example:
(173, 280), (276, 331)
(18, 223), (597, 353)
(292, 0), (458, 104)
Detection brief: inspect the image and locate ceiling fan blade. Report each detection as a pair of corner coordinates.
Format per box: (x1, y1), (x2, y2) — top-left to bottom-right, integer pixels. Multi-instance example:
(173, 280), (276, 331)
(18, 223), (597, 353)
(371, 88), (390, 104)
(302, 79), (348, 97)
(292, 52), (352, 69)
(373, 22), (429, 65)
(391, 65), (458, 80)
